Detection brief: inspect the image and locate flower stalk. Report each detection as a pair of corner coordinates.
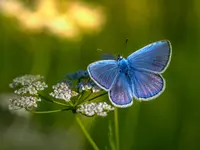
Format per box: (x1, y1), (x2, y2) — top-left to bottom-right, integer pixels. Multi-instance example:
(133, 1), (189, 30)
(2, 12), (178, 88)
(114, 108), (120, 150)
(75, 115), (100, 150)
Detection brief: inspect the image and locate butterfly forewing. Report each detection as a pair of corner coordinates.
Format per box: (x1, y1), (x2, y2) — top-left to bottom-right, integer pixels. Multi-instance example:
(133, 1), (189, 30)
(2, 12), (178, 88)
(127, 40), (171, 73)
(87, 60), (119, 90)
(109, 72), (133, 107)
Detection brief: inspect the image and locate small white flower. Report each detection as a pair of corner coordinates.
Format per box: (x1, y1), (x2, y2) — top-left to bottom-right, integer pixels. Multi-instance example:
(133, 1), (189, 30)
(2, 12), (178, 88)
(77, 81), (92, 92)
(77, 81), (102, 93)
(10, 75), (48, 95)
(92, 85), (101, 93)
(77, 102), (114, 117)
(9, 96), (41, 110)
(50, 82), (78, 102)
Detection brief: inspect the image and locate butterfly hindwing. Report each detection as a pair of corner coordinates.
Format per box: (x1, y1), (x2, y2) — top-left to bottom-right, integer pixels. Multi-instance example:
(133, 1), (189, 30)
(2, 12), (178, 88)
(129, 68), (165, 100)
(127, 40), (171, 73)
(87, 60), (119, 90)
(109, 72), (133, 107)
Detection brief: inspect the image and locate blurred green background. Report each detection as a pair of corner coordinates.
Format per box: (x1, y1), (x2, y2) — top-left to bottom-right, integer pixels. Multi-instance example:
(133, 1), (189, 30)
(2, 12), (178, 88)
(0, 0), (199, 150)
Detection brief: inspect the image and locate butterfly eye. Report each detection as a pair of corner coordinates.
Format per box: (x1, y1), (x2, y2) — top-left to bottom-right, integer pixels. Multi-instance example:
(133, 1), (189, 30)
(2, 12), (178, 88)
(117, 55), (123, 61)
(117, 55), (120, 60)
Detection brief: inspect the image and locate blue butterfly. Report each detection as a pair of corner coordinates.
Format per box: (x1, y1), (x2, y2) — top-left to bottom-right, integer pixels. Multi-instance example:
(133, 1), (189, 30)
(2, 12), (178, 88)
(87, 40), (172, 108)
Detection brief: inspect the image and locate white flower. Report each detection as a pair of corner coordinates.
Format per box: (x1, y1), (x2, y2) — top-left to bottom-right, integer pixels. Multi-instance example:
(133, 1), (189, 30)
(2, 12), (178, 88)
(9, 75), (48, 95)
(50, 82), (78, 102)
(77, 102), (114, 117)
(77, 81), (92, 92)
(92, 85), (101, 93)
(9, 96), (41, 110)
(77, 81), (102, 93)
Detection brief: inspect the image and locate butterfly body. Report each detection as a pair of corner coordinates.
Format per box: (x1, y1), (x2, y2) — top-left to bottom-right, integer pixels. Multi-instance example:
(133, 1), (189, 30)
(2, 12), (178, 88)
(88, 40), (172, 108)
(118, 57), (130, 73)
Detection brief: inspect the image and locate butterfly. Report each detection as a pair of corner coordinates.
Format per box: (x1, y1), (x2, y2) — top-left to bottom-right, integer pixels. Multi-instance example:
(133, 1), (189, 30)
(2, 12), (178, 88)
(87, 40), (172, 108)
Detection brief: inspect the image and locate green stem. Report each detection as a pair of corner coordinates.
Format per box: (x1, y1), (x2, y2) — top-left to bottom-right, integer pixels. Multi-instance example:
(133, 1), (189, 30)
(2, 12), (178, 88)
(75, 115), (100, 150)
(87, 92), (107, 102)
(81, 91), (92, 102)
(39, 94), (69, 106)
(75, 92), (84, 105)
(114, 108), (120, 150)
(26, 108), (71, 114)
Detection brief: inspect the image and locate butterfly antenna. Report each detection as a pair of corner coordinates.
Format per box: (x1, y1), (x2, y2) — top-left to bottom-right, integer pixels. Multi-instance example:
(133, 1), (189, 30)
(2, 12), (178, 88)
(125, 38), (129, 44)
(119, 38), (129, 57)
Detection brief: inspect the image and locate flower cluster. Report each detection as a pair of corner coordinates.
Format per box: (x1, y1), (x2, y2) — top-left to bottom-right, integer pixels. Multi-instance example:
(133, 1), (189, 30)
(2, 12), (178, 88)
(77, 102), (114, 117)
(65, 70), (102, 93)
(50, 70), (102, 103)
(9, 75), (47, 110)
(9, 75), (48, 95)
(50, 81), (78, 102)
(9, 96), (41, 110)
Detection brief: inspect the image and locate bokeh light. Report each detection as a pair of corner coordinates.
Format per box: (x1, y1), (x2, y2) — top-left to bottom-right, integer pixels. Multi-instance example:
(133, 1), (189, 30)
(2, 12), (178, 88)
(0, 0), (105, 40)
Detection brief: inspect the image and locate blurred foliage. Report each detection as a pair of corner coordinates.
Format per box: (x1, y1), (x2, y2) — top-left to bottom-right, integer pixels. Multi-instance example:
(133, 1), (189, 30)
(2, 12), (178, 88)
(0, 0), (200, 150)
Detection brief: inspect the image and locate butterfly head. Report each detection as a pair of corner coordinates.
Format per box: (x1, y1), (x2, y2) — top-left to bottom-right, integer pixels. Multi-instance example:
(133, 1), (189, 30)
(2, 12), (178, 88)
(117, 55), (123, 61)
